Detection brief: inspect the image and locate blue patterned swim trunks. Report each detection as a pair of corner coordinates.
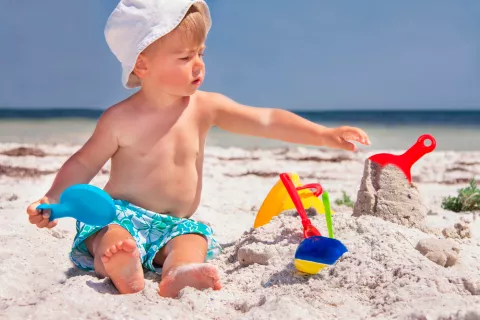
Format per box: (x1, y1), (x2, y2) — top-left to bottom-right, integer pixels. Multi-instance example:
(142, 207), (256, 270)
(70, 200), (222, 273)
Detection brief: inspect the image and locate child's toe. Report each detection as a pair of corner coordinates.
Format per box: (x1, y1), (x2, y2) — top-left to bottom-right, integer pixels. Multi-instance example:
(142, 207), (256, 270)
(120, 239), (138, 252)
(104, 248), (113, 257)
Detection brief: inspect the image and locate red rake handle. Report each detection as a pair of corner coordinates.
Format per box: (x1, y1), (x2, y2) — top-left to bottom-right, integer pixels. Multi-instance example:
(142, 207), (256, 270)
(279, 173), (321, 237)
(370, 134), (436, 182)
(296, 183), (323, 197)
(399, 134), (436, 169)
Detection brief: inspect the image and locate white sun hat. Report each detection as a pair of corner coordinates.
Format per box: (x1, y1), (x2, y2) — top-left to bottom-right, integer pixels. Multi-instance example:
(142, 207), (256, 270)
(105, 0), (211, 89)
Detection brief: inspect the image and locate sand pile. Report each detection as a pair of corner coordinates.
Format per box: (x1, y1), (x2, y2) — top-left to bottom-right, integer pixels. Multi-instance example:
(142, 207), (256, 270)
(3, 208), (479, 320)
(209, 210), (480, 319)
(353, 160), (427, 228)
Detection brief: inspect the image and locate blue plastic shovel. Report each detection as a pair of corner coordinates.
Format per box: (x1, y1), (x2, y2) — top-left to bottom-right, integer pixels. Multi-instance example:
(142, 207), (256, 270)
(279, 174), (348, 274)
(36, 184), (116, 227)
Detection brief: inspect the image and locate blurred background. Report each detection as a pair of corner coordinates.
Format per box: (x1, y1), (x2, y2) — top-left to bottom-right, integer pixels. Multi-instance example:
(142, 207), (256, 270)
(1, 0), (479, 150)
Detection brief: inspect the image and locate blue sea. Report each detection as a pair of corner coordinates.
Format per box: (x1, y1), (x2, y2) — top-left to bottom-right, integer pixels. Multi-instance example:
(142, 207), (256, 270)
(1, 109), (479, 151)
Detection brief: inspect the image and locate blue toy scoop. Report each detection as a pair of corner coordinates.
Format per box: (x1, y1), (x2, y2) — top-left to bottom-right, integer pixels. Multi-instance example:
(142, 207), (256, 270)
(37, 184), (116, 227)
(295, 236), (348, 265)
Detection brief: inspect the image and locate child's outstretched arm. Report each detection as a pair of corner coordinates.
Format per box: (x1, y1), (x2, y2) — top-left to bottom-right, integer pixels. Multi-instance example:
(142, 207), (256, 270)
(26, 109), (119, 228)
(210, 93), (370, 151)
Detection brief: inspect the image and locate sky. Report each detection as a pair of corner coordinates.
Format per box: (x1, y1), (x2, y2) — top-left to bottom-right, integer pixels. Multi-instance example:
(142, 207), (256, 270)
(1, 0), (479, 110)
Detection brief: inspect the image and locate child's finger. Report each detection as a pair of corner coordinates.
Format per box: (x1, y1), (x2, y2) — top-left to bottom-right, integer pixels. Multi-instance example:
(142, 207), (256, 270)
(36, 217), (50, 228)
(29, 214), (43, 224)
(28, 197), (50, 214)
(356, 128), (371, 145)
(341, 131), (362, 143)
(47, 220), (58, 229)
(339, 138), (356, 151)
(41, 209), (51, 219)
(343, 127), (369, 145)
(27, 203), (41, 216)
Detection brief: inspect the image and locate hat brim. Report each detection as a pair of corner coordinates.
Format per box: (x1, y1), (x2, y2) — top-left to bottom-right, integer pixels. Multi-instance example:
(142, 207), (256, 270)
(122, 1), (211, 89)
(123, 67), (141, 89)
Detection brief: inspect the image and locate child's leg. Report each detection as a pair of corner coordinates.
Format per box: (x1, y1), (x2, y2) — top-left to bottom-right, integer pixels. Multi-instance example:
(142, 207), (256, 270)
(84, 224), (144, 294)
(154, 234), (221, 298)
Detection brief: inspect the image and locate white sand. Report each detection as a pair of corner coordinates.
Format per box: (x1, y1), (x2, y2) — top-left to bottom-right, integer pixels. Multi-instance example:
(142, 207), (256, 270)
(1, 143), (479, 319)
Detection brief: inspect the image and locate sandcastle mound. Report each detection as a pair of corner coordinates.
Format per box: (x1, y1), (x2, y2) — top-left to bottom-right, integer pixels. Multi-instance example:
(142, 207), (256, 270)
(353, 160), (427, 228)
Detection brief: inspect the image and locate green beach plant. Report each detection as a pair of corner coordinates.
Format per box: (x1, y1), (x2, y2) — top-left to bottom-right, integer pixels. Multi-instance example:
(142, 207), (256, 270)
(441, 178), (480, 212)
(335, 191), (354, 208)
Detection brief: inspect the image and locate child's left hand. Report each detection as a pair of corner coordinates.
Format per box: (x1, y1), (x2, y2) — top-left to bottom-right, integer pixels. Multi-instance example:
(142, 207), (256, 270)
(322, 126), (370, 151)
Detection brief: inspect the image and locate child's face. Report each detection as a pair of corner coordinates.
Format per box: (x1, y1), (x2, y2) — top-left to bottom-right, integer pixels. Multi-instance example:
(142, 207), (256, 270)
(138, 28), (206, 96)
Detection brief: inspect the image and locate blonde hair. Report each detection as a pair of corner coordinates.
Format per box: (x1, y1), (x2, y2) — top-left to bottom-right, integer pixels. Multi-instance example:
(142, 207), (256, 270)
(134, 6), (207, 78)
(147, 5), (207, 50)
(176, 5), (207, 45)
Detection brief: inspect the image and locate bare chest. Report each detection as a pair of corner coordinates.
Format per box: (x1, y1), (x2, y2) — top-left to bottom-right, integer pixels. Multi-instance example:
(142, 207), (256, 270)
(115, 109), (204, 165)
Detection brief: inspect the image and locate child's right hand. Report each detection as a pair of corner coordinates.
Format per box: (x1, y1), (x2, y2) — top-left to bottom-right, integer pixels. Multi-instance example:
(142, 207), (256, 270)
(26, 197), (58, 229)
(322, 126), (371, 152)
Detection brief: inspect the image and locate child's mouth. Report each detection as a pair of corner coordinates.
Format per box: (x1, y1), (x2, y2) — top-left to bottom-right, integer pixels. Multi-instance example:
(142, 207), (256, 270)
(192, 78), (202, 86)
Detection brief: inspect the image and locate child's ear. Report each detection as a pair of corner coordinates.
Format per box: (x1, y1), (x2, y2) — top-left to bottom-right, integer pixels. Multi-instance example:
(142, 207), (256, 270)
(133, 54), (148, 79)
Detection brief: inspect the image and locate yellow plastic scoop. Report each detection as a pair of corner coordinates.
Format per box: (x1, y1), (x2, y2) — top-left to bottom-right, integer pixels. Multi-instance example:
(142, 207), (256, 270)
(254, 173), (331, 228)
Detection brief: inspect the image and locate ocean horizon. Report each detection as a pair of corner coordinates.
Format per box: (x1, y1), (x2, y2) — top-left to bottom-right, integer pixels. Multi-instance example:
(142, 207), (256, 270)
(1, 108), (480, 125)
(1, 109), (479, 151)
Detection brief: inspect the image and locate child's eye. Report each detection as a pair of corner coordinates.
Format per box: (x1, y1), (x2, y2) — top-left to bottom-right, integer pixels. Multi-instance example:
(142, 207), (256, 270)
(180, 56), (190, 61)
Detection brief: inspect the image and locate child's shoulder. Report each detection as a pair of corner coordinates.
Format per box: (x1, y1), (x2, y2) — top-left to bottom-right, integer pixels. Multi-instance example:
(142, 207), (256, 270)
(193, 91), (235, 123)
(94, 97), (137, 134)
(195, 90), (234, 109)
(100, 96), (136, 120)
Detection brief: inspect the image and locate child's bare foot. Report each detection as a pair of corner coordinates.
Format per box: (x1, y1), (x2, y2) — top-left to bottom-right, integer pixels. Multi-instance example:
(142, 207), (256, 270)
(158, 263), (222, 298)
(101, 239), (144, 294)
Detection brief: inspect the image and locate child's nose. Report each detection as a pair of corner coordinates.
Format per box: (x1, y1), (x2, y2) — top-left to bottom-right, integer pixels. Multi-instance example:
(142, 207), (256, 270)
(193, 57), (204, 75)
